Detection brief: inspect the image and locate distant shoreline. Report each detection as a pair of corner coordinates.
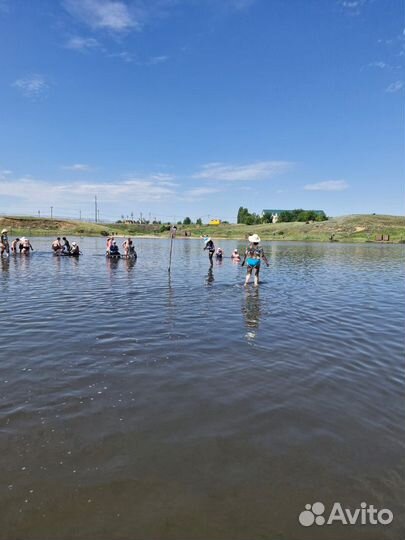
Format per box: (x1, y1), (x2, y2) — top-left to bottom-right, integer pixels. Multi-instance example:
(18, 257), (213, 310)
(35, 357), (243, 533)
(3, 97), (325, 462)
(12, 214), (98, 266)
(1, 214), (405, 244)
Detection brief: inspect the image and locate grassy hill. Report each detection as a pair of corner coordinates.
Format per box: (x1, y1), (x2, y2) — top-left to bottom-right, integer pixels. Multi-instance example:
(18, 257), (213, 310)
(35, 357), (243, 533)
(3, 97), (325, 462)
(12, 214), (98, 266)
(1, 214), (404, 243)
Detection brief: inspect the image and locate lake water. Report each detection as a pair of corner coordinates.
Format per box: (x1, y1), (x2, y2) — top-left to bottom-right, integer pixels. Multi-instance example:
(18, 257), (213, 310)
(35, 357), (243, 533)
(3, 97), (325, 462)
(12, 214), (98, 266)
(1, 237), (404, 540)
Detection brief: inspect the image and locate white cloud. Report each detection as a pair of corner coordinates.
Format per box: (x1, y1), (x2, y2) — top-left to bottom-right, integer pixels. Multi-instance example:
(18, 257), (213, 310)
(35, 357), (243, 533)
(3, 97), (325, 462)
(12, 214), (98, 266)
(108, 50), (134, 62)
(339, 0), (367, 14)
(62, 163), (93, 171)
(386, 80), (404, 93)
(0, 175), (176, 207)
(65, 36), (101, 50)
(147, 55), (169, 65)
(304, 180), (349, 192)
(63, 0), (139, 32)
(146, 173), (178, 186)
(12, 74), (49, 99)
(193, 161), (292, 182)
(183, 186), (222, 200)
(368, 61), (387, 69)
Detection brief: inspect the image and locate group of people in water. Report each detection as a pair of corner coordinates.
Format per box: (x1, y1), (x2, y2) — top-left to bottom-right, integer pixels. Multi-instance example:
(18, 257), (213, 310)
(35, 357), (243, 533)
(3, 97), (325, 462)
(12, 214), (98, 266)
(204, 233), (269, 286)
(51, 237), (81, 256)
(0, 229), (34, 256)
(2, 226), (268, 286)
(106, 237), (136, 259)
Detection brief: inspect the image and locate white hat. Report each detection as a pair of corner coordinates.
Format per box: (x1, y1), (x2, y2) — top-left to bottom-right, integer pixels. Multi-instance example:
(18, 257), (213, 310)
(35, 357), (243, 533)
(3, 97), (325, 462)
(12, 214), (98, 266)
(72, 242), (77, 246)
(1, 229), (7, 234)
(20, 237), (26, 242)
(248, 233), (261, 243)
(204, 237), (211, 244)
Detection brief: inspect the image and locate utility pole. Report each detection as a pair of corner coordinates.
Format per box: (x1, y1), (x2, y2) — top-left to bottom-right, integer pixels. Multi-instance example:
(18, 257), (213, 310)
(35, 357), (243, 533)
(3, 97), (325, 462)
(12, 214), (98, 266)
(79, 209), (82, 221)
(95, 195), (98, 223)
(140, 212), (143, 223)
(38, 210), (40, 218)
(97, 209), (100, 223)
(50, 206), (53, 219)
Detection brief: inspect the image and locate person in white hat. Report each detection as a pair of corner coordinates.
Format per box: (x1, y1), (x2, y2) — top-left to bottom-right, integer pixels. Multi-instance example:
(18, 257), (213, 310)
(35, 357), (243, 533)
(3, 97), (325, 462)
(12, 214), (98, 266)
(20, 237), (34, 254)
(231, 248), (241, 261)
(0, 229), (10, 256)
(203, 237), (215, 264)
(69, 241), (81, 257)
(241, 233), (269, 286)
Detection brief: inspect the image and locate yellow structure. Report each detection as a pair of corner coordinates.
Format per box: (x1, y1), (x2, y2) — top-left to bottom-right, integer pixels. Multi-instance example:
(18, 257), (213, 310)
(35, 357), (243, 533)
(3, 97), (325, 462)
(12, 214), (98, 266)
(209, 219), (221, 225)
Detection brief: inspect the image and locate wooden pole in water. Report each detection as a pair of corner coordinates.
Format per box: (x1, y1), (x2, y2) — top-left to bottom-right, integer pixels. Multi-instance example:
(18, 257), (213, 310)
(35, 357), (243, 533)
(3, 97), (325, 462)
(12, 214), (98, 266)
(168, 226), (176, 273)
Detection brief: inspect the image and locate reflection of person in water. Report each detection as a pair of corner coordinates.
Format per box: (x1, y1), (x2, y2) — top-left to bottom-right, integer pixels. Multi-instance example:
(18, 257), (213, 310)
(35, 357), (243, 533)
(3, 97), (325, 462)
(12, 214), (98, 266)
(206, 265), (214, 285)
(242, 288), (261, 340)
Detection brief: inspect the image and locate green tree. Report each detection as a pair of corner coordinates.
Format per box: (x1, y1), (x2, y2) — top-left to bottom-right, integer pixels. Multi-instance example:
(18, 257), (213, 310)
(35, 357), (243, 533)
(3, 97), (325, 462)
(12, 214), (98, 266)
(262, 211), (273, 223)
(278, 211), (293, 222)
(237, 206), (250, 224)
(183, 217), (192, 225)
(196, 217), (202, 225)
(315, 211), (327, 221)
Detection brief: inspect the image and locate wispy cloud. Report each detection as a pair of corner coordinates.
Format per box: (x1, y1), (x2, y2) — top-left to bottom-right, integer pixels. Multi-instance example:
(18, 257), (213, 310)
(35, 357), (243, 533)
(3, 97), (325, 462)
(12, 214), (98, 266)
(63, 0), (140, 32)
(378, 27), (405, 58)
(147, 173), (178, 186)
(108, 50), (134, 62)
(193, 161), (292, 182)
(65, 35), (101, 50)
(62, 163), (93, 171)
(338, 0), (368, 14)
(304, 180), (349, 192)
(368, 61), (387, 69)
(147, 55), (169, 65)
(183, 186), (223, 200)
(0, 175), (176, 208)
(386, 80), (404, 93)
(12, 74), (49, 100)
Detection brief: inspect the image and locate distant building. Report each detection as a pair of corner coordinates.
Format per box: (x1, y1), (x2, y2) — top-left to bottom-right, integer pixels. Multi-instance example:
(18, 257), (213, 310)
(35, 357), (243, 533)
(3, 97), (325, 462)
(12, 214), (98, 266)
(209, 219), (221, 225)
(262, 209), (325, 223)
(262, 209), (325, 216)
(262, 209), (288, 216)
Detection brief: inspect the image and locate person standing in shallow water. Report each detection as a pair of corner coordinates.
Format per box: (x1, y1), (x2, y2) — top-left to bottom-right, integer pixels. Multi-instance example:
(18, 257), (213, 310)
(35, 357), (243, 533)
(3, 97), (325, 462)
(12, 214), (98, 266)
(1, 229), (10, 256)
(203, 237), (215, 264)
(241, 233), (269, 287)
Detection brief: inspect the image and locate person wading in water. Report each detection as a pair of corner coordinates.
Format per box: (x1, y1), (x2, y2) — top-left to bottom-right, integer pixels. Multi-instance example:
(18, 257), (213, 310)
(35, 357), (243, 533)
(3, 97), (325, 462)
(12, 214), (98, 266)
(241, 233), (269, 287)
(1, 229), (10, 256)
(203, 237), (215, 264)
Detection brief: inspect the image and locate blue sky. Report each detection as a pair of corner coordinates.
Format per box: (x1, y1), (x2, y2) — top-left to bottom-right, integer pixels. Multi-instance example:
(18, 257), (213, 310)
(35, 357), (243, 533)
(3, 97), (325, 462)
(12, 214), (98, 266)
(0, 0), (404, 222)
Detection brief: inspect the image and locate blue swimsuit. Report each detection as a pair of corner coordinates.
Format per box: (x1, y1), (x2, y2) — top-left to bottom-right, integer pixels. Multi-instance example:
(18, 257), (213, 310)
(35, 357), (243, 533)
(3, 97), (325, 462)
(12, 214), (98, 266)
(246, 245), (264, 268)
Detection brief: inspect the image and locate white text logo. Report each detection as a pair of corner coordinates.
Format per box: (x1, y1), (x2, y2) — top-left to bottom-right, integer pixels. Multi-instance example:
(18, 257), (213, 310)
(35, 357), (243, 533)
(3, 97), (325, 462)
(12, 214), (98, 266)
(298, 502), (393, 527)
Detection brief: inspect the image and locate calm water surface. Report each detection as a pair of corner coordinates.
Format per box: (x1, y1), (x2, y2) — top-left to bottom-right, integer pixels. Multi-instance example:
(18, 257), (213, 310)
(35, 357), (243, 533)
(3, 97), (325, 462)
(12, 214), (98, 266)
(1, 237), (404, 540)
